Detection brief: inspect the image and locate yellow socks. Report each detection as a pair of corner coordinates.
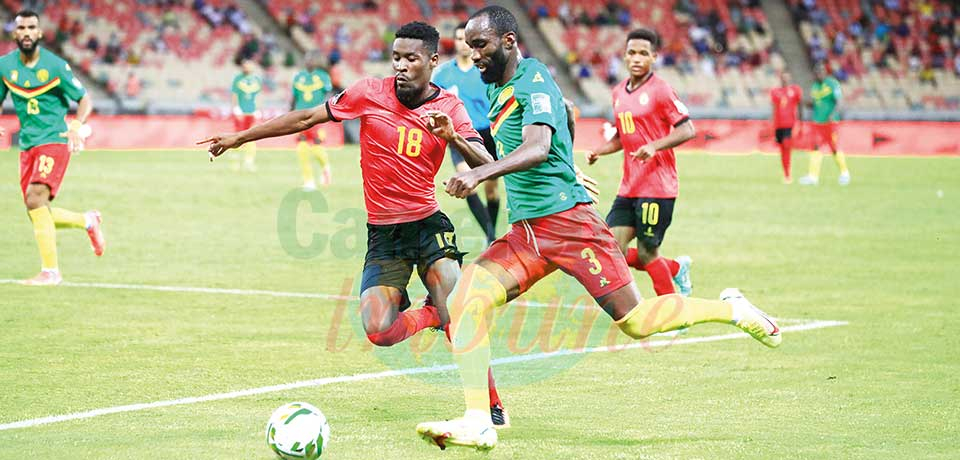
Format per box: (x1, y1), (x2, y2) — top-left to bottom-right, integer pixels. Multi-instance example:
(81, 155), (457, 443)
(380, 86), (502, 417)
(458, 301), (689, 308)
(28, 207), (58, 271)
(243, 142), (257, 167)
(808, 151), (824, 179)
(311, 144), (328, 168)
(615, 294), (733, 339)
(51, 207), (87, 229)
(296, 141), (314, 185)
(833, 151), (849, 174)
(449, 264), (508, 414)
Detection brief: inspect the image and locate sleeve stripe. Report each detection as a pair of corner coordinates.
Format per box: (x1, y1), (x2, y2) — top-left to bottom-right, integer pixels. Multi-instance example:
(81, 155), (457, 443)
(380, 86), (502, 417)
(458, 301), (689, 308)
(325, 101), (340, 123)
(466, 137), (484, 144)
(673, 117), (690, 128)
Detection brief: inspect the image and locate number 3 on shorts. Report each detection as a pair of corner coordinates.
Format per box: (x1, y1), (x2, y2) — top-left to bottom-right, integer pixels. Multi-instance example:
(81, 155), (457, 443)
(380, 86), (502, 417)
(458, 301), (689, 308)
(581, 247), (603, 275)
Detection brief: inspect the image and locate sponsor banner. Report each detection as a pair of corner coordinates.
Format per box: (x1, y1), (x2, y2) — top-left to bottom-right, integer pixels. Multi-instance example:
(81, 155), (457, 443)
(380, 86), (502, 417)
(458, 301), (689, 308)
(0, 115), (954, 155)
(0, 114), (345, 150)
(571, 118), (959, 156)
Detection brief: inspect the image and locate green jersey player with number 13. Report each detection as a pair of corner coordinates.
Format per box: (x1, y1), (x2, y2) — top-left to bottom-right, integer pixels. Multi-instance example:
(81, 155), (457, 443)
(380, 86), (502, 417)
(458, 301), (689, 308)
(0, 10), (104, 286)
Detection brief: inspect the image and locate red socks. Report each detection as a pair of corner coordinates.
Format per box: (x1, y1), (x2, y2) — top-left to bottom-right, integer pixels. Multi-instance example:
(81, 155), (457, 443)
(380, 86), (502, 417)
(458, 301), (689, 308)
(366, 305), (440, 346)
(625, 248), (679, 295)
(779, 139), (792, 179)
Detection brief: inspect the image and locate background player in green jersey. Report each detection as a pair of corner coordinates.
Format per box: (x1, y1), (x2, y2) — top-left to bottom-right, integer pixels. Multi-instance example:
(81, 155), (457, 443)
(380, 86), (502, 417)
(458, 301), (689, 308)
(0, 10), (104, 286)
(798, 63), (851, 186)
(417, 6), (781, 451)
(291, 51), (333, 190)
(230, 59), (262, 171)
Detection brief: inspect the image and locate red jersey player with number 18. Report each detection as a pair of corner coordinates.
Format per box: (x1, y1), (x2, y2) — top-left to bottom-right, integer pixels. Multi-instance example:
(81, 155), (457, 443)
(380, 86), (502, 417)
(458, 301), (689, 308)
(769, 71), (803, 183)
(199, 22), (510, 428)
(585, 28), (696, 298)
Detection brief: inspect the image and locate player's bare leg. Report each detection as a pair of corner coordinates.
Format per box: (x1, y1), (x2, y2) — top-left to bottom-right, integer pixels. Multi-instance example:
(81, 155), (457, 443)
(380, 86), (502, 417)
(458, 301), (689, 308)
(483, 179), (500, 239)
(360, 286), (441, 347)
(423, 258), (509, 428)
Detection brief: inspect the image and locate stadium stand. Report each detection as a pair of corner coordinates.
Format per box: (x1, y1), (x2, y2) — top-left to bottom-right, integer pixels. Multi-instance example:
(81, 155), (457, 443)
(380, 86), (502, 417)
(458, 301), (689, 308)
(790, 0), (959, 110)
(523, 0), (778, 110)
(1, 0), (294, 110)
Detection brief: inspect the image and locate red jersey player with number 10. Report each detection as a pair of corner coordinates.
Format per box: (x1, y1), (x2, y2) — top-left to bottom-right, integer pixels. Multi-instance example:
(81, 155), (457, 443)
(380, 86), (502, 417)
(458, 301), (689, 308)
(769, 71), (803, 183)
(199, 21), (510, 428)
(585, 28), (696, 298)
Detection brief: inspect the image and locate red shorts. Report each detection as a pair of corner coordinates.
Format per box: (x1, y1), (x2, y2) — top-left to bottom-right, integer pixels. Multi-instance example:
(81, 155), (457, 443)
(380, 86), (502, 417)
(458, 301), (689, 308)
(20, 143), (71, 199)
(480, 203), (633, 300)
(298, 125), (326, 144)
(233, 113), (257, 131)
(812, 122), (838, 149)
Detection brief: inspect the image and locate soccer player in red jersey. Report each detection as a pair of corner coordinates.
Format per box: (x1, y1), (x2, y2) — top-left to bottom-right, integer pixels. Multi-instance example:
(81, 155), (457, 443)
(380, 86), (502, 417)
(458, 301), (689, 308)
(200, 22), (510, 427)
(769, 71), (803, 183)
(584, 28), (696, 297)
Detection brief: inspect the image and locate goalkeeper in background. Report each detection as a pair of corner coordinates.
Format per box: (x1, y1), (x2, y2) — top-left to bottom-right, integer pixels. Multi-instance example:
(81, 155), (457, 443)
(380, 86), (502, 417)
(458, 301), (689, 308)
(0, 10), (105, 286)
(291, 51), (334, 190)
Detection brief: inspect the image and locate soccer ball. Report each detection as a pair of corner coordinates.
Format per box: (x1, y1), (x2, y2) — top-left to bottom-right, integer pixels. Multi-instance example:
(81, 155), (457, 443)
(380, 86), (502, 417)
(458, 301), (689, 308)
(265, 402), (331, 459)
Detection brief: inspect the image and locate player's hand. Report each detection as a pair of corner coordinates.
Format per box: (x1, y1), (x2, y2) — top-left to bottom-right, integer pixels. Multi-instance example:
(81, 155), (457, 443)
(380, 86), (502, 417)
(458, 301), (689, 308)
(444, 170), (481, 199)
(584, 150), (600, 165)
(59, 120), (88, 154)
(421, 110), (455, 141)
(574, 165), (600, 205)
(197, 133), (243, 161)
(631, 143), (657, 161)
(0, 126), (5, 138)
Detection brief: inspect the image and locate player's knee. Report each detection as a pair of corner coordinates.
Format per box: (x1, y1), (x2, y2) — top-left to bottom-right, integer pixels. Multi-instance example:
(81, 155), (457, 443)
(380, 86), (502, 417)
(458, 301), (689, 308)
(365, 328), (400, 347)
(23, 189), (49, 210)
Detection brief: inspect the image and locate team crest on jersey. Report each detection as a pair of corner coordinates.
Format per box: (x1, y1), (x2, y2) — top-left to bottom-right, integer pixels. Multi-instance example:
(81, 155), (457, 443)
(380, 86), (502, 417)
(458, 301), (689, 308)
(37, 69), (49, 83)
(531, 72), (544, 83)
(638, 92), (650, 105)
(9, 70), (17, 82)
(497, 86), (514, 105)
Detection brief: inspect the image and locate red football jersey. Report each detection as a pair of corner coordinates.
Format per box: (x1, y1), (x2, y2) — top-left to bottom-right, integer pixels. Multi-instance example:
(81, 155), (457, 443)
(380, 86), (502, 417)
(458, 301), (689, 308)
(770, 84), (802, 129)
(327, 77), (480, 225)
(611, 73), (689, 198)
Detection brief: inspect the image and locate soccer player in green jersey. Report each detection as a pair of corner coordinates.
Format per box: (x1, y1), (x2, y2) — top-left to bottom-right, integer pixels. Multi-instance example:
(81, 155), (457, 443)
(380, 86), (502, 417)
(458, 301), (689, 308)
(231, 59), (262, 171)
(0, 10), (104, 286)
(291, 51), (334, 190)
(416, 6), (781, 451)
(798, 63), (851, 186)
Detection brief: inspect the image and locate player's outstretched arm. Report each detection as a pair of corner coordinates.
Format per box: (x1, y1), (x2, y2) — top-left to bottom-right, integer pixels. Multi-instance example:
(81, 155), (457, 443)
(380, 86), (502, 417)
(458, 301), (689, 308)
(633, 119), (695, 161)
(198, 105), (331, 159)
(445, 124), (551, 198)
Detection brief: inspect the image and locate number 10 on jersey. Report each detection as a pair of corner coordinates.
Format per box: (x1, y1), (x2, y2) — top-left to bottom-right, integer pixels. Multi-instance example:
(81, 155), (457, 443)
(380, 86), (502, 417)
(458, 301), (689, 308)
(396, 126), (423, 158)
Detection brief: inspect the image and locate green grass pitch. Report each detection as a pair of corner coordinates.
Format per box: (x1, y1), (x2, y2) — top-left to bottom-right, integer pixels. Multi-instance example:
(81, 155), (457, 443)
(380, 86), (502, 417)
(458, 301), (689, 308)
(0, 146), (957, 459)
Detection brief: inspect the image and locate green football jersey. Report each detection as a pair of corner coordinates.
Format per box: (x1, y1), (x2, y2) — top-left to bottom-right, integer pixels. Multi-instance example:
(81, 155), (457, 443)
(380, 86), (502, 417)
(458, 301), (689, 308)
(292, 69), (332, 110)
(0, 47), (87, 150)
(487, 58), (590, 223)
(231, 73), (262, 114)
(811, 77), (842, 123)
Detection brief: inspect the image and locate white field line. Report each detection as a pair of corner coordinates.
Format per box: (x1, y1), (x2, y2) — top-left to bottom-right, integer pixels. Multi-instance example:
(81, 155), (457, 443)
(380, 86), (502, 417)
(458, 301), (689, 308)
(0, 319), (847, 432)
(0, 279), (813, 320)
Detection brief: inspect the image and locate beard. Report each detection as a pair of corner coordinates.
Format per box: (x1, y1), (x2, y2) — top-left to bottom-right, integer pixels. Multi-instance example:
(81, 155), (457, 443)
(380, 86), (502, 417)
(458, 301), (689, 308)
(479, 46), (508, 84)
(395, 81), (421, 107)
(17, 37), (38, 53)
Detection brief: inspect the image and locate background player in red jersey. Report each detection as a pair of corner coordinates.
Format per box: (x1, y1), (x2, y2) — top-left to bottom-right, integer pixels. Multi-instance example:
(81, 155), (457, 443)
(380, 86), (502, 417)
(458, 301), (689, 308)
(584, 28), (696, 297)
(199, 21), (510, 427)
(770, 71), (803, 183)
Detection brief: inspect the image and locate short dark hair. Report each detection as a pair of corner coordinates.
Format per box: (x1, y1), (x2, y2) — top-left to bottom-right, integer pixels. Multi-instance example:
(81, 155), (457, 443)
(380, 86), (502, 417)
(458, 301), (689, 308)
(15, 10), (40, 21)
(626, 28), (660, 51)
(396, 21), (440, 54)
(470, 5), (518, 37)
